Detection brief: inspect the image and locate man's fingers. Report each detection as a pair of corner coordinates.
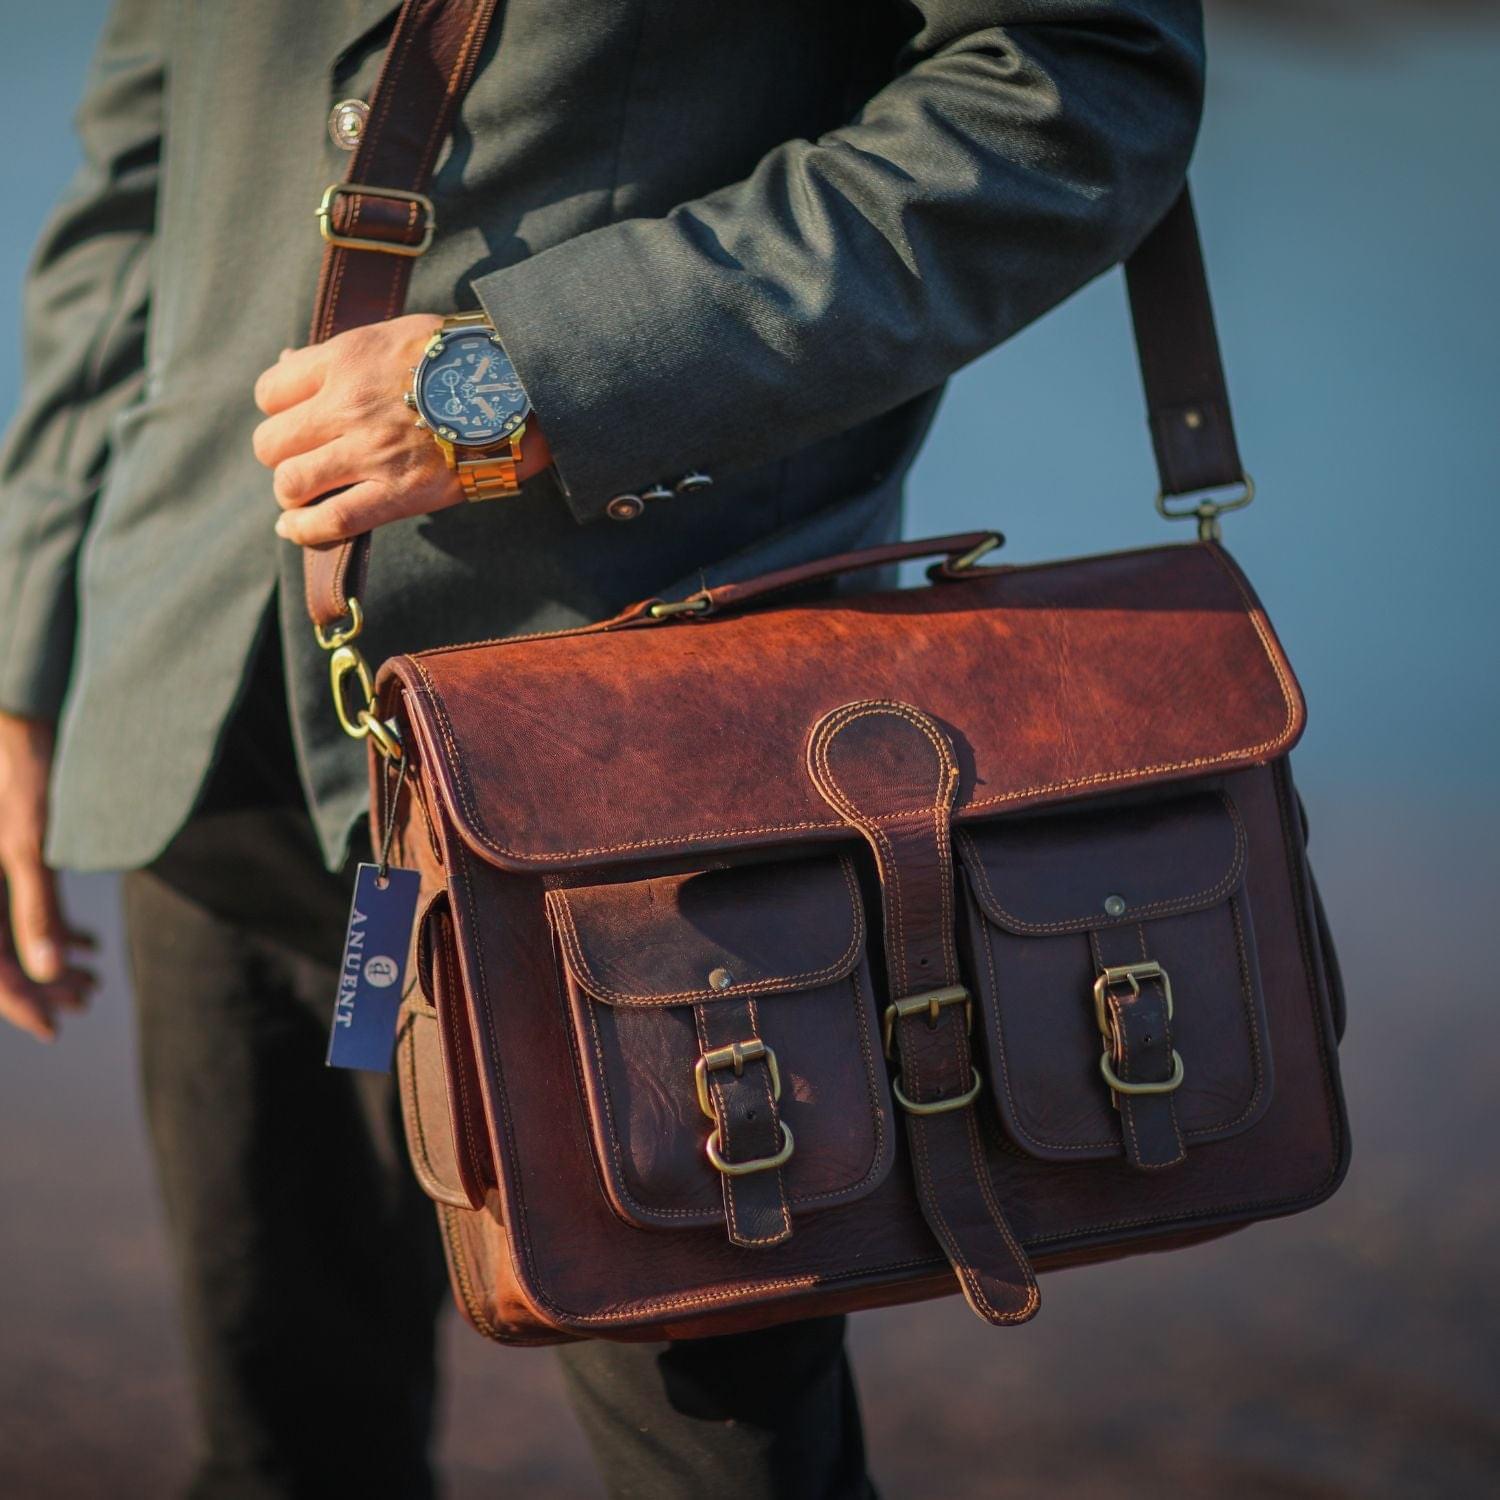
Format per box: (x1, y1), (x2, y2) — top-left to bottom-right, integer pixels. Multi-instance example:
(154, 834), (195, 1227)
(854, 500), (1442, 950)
(271, 437), (365, 511)
(253, 344), (325, 416)
(5, 852), (68, 982)
(0, 984), (57, 1043)
(251, 402), (344, 471)
(43, 969), (97, 1012)
(274, 480), (450, 546)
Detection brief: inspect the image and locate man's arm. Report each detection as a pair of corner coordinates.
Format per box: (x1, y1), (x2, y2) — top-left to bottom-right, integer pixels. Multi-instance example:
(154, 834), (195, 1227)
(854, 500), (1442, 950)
(477, 0), (1207, 522)
(0, 0), (163, 1039)
(255, 1), (1206, 543)
(0, 0), (161, 717)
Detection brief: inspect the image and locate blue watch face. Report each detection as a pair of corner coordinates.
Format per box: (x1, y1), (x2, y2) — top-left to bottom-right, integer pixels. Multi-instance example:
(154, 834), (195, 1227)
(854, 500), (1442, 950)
(414, 328), (530, 444)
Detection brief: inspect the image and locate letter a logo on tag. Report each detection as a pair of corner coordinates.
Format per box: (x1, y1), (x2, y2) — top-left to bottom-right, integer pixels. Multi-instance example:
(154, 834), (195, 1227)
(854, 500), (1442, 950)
(327, 863), (421, 1073)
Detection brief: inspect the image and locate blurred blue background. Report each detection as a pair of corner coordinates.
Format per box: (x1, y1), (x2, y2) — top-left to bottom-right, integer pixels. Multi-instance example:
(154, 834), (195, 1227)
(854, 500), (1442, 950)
(2, 4), (1496, 1496)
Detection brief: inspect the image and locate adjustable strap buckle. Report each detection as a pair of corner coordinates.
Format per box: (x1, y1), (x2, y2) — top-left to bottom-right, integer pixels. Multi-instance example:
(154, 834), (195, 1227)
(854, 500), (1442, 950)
(1092, 961), (1184, 1097)
(883, 985), (983, 1116)
(317, 183), (436, 257)
(694, 1038), (793, 1177)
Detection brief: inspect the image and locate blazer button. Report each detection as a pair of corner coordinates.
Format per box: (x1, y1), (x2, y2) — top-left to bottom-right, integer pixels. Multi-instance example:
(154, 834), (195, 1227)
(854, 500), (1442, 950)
(641, 484), (674, 504)
(606, 494), (645, 521)
(328, 98), (370, 151)
(675, 471), (713, 496)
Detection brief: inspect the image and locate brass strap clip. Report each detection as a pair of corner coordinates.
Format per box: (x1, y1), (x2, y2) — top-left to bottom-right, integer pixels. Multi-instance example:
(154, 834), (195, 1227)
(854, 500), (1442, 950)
(314, 596), (402, 759)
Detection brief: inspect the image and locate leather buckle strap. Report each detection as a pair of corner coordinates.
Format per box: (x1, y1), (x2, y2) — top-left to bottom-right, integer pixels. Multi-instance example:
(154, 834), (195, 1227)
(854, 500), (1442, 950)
(1092, 939), (1187, 1170)
(316, 182), (436, 256)
(692, 1008), (794, 1247)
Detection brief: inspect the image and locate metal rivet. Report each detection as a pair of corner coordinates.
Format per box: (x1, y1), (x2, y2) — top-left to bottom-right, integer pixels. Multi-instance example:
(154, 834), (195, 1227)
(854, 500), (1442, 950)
(328, 98), (370, 151)
(709, 967), (734, 990)
(674, 470), (714, 496)
(1183, 408), (1203, 430)
(1103, 894), (1127, 918)
(641, 484), (674, 504)
(606, 494), (644, 521)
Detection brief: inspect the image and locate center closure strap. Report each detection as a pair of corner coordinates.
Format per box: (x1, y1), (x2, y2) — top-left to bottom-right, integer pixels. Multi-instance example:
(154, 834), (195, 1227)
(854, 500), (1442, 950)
(807, 700), (1038, 1325)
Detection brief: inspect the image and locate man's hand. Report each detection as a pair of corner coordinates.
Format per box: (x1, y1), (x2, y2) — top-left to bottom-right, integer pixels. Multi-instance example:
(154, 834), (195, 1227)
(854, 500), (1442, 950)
(251, 313), (551, 546)
(0, 713), (96, 1042)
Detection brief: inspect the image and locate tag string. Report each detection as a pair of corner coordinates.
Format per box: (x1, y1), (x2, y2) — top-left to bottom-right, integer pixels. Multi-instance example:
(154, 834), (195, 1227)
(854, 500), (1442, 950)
(376, 751), (408, 880)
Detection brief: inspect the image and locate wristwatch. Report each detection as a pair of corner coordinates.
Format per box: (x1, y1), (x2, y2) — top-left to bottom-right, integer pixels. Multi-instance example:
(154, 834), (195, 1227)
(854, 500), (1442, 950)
(406, 311), (534, 501)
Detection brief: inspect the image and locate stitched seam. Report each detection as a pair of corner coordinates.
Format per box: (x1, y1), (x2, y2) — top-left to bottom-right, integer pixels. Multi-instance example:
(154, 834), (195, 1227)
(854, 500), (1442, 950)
(809, 701), (957, 998)
(439, 911), (487, 1195)
(981, 908), (1116, 1153)
(546, 855), (864, 1003)
(955, 793), (1248, 935)
(437, 1201), (502, 1339)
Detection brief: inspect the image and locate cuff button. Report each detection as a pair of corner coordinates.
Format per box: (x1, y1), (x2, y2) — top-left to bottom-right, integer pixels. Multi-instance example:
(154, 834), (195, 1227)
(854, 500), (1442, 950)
(641, 484), (674, 504)
(606, 494), (645, 521)
(675, 470), (714, 496)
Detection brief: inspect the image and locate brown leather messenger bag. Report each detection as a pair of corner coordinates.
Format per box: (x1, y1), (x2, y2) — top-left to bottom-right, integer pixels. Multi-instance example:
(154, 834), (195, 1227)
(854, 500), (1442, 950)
(303, 0), (1349, 1342)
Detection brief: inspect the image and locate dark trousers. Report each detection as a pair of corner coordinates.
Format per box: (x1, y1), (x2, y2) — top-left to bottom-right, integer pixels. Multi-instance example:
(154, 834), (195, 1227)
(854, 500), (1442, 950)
(120, 634), (872, 1500)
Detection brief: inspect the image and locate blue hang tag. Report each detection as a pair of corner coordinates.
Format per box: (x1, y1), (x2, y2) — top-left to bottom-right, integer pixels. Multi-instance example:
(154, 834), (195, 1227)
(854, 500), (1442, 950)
(327, 862), (422, 1073)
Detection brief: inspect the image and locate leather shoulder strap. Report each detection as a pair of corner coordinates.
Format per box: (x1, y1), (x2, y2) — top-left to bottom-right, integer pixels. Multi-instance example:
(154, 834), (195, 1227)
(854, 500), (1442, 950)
(302, 0), (1242, 629)
(304, 0), (499, 631)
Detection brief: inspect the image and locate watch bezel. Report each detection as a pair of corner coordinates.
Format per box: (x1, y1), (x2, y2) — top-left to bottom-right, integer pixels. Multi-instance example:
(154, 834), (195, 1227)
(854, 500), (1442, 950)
(411, 325), (532, 448)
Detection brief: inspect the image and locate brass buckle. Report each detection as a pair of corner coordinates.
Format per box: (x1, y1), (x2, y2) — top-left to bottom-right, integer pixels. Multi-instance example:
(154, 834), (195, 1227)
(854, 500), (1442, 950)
(1091, 962), (1173, 1038)
(706, 1122), (794, 1177)
(1100, 1048), (1184, 1097)
(1092, 961), (1184, 1098)
(1156, 473), (1256, 542)
(317, 183), (436, 256)
(694, 1039), (781, 1120)
(892, 1067), (983, 1117)
(882, 984), (970, 1059)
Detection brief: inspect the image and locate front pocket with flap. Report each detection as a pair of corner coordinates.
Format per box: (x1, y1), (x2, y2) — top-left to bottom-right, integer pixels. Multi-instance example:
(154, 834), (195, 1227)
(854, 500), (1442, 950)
(956, 790), (1273, 1169)
(546, 853), (894, 1235)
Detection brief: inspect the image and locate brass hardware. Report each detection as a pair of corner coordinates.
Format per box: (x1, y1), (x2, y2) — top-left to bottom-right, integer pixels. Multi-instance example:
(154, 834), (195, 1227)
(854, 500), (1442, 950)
(1092, 961), (1183, 1099)
(1091, 962), (1172, 1040)
(708, 967), (734, 991)
(948, 533), (1002, 571)
(1156, 473), (1256, 542)
(695, 1039), (781, 1121)
(328, 644), (377, 740)
(648, 594), (712, 620)
(315, 596), (398, 758)
(313, 596), (364, 652)
(892, 1067), (983, 1116)
(882, 984), (970, 1059)
(1102, 894), (1127, 918)
(316, 183), (436, 256)
(1100, 1048), (1184, 1096)
(706, 1122), (794, 1176)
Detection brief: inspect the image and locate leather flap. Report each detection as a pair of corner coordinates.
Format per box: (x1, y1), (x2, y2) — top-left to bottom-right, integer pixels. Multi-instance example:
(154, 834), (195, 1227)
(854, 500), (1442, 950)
(389, 543), (1304, 874)
(547, 856), (864, 1006)
(956, 792), (1244, 935)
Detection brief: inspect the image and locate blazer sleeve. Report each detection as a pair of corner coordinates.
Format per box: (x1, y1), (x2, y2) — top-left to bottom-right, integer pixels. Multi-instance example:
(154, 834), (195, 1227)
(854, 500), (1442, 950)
(0, 0), (162, 718)
(472, 0), (1206, 525)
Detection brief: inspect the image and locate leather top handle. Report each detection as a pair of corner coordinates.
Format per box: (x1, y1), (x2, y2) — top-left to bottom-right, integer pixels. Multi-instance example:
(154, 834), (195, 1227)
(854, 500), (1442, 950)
(642, 531), (1004, 620)
(302, 0), (1246, 634)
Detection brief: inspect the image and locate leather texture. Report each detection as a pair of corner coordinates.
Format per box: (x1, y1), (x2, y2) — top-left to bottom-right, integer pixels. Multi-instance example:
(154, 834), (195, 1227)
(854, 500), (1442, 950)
(374, 541), (1349, 1344)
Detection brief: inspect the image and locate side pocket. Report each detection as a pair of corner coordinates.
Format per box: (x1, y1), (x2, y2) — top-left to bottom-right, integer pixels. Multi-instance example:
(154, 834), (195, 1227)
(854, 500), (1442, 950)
(396, 893), (492, 1211)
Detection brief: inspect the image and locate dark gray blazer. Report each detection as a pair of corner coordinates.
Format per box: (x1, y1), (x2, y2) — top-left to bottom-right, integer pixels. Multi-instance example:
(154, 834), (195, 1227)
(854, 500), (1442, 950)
(0, 0), (1204, 869)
